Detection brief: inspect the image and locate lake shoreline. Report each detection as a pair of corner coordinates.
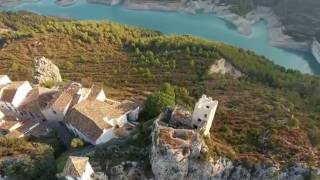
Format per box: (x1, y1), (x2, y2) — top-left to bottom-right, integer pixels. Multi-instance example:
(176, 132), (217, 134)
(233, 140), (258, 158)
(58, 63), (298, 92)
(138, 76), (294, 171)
(1, 0), (311, 54)
(119, 1), (311, 54)
(2, 0), (319, 74)
(0, 0), (39, 8)
(55, 0), (78, 7)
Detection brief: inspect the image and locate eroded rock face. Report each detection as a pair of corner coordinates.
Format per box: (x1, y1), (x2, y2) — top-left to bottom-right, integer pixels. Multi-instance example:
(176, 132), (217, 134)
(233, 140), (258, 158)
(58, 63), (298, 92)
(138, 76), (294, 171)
(33, 56), (62, 86)
(151, 115), (201, 180)
(107, 161), (147, 180)
(209, 58), (243, 78)
(150, 111), (315, 180)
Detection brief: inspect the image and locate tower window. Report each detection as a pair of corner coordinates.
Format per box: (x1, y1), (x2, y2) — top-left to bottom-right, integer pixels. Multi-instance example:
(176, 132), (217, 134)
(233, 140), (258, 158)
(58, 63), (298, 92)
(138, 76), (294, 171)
(193, 125), (198, 129)
(204, 114), (207, 118)
(198, 118), (202, 122)
(206, 106), (210, 109)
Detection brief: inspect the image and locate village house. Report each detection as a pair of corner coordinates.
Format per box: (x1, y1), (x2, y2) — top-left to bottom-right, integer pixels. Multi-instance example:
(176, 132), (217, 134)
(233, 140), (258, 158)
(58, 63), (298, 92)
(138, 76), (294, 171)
(0, 74), (139, 143)
(18, 87), (57, 122)
(4, 118), (50, 139)
(0, 110), (49, 138)
(61, 156), (94, 180)
(41, 82), (82, 122)
(64, 99), (140, 145)
(0, 81), (33, 117)
(42, 82), (106, 122)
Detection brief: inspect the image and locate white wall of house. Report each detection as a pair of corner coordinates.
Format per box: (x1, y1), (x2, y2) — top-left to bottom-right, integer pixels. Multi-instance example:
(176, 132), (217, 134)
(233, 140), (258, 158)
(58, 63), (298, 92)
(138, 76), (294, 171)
(96, 90), (106, 102)
(42, 101), (71, 122)
(77, 88), (91, 103)
(12, 81), (32, 108)
(66, 122), (115, 145)
(116, 115), (127, 127)
(66, 123), (97, 145)
(42, 108), (57, 122)
(127, 107), (140, 122)
(191, 95), (218, 136)
(0, 75), (11, 86)
(95, 128), (115, 145)
(104, 115), (127, 127)
(0, 111), (4, 120)
(80, 162), (94, 180)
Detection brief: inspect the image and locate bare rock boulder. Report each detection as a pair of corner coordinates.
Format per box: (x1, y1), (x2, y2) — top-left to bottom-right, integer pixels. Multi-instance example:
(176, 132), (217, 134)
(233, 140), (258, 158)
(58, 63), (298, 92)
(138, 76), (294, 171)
(33, 56), (62, 86)
(209, 58), (243, 78)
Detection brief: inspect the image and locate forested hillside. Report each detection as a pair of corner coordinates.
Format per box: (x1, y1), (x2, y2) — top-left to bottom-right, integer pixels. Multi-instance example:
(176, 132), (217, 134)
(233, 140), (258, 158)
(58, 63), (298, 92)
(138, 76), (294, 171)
(0, 11), (320, 167)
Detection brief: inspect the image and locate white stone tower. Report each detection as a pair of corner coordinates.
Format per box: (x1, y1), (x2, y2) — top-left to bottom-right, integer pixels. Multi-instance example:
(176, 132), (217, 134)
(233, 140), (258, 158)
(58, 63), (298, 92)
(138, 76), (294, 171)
(191, 95), (218, 136)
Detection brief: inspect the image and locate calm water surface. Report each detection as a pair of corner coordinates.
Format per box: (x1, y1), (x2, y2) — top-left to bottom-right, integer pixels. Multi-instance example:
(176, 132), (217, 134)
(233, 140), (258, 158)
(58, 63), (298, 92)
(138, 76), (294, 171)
(3, 0), (320, 74)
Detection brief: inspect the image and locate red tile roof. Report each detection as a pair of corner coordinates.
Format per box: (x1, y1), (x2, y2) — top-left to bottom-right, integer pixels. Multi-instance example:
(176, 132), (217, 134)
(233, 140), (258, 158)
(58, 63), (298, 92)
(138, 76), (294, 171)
(87, 82), (104, 101)
(18, 87), (57, 113)
(0, 81), (27, 103)
(49, 82), (81, 112)
(65, 100), (115, 142)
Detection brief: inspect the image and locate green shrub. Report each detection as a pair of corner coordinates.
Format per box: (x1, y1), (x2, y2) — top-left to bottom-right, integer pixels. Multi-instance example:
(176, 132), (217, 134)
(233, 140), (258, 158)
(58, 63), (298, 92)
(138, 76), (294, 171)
(70, 138), (84, 149)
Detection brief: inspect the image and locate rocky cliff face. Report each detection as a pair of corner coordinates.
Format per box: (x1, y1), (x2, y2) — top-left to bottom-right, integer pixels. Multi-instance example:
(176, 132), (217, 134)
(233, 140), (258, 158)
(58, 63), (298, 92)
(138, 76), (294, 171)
(33, 56), (62, 86)
(150, 111), (317, 180)
(209, 58), (243, 78)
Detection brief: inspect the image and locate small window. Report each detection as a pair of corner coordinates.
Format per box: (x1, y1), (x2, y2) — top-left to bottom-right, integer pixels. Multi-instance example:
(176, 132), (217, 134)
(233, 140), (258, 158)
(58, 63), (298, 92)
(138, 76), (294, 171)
(52, 110), (57, 114)
(206, 106), (210, 109)
(204, 114), (207, 118)
(42, 119), (47, 122)
(20, 112), (24, 116)
(198, 118), (202, 122)
(193, 125), (198, 129)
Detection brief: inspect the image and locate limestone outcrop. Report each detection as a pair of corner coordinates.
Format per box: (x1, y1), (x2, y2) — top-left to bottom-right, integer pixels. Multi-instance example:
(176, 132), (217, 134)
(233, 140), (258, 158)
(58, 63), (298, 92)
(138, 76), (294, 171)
(33, 56), (62, 86)
(107, 161), (147, 180)
(209, 58), (243, 78)
(150, 109), (317, 180)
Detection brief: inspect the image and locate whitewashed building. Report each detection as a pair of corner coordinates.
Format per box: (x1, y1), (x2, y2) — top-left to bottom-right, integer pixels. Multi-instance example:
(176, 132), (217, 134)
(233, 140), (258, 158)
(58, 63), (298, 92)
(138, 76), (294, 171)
(64, 99), (140, 145)
(191, 95), (218, 136)
(18, 87), (57, 122)
(62, 156), (94, 180)
(42, 82), (106, 122)
(0, 81), (33, 117)
(41, 82), (82, 122)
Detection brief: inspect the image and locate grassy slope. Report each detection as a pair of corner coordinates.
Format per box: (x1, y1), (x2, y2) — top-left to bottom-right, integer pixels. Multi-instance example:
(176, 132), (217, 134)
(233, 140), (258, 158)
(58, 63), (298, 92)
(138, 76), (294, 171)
(0, 12), (320, 167)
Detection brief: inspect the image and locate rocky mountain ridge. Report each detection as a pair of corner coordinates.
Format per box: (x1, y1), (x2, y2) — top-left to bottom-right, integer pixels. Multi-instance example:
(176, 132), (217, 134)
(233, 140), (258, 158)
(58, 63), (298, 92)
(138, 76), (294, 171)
(150, 109), (320, 180)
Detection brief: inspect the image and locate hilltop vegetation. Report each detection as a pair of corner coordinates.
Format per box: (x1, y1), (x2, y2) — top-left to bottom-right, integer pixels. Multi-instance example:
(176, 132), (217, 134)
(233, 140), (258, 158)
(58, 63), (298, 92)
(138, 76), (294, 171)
(0, 137), (56, 179)
(0, 11), (320, 168)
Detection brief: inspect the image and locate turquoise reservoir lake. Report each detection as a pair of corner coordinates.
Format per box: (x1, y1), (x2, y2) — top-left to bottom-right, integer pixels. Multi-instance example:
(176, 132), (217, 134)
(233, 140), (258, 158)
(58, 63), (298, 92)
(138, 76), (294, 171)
(2, 0), (320, 74)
